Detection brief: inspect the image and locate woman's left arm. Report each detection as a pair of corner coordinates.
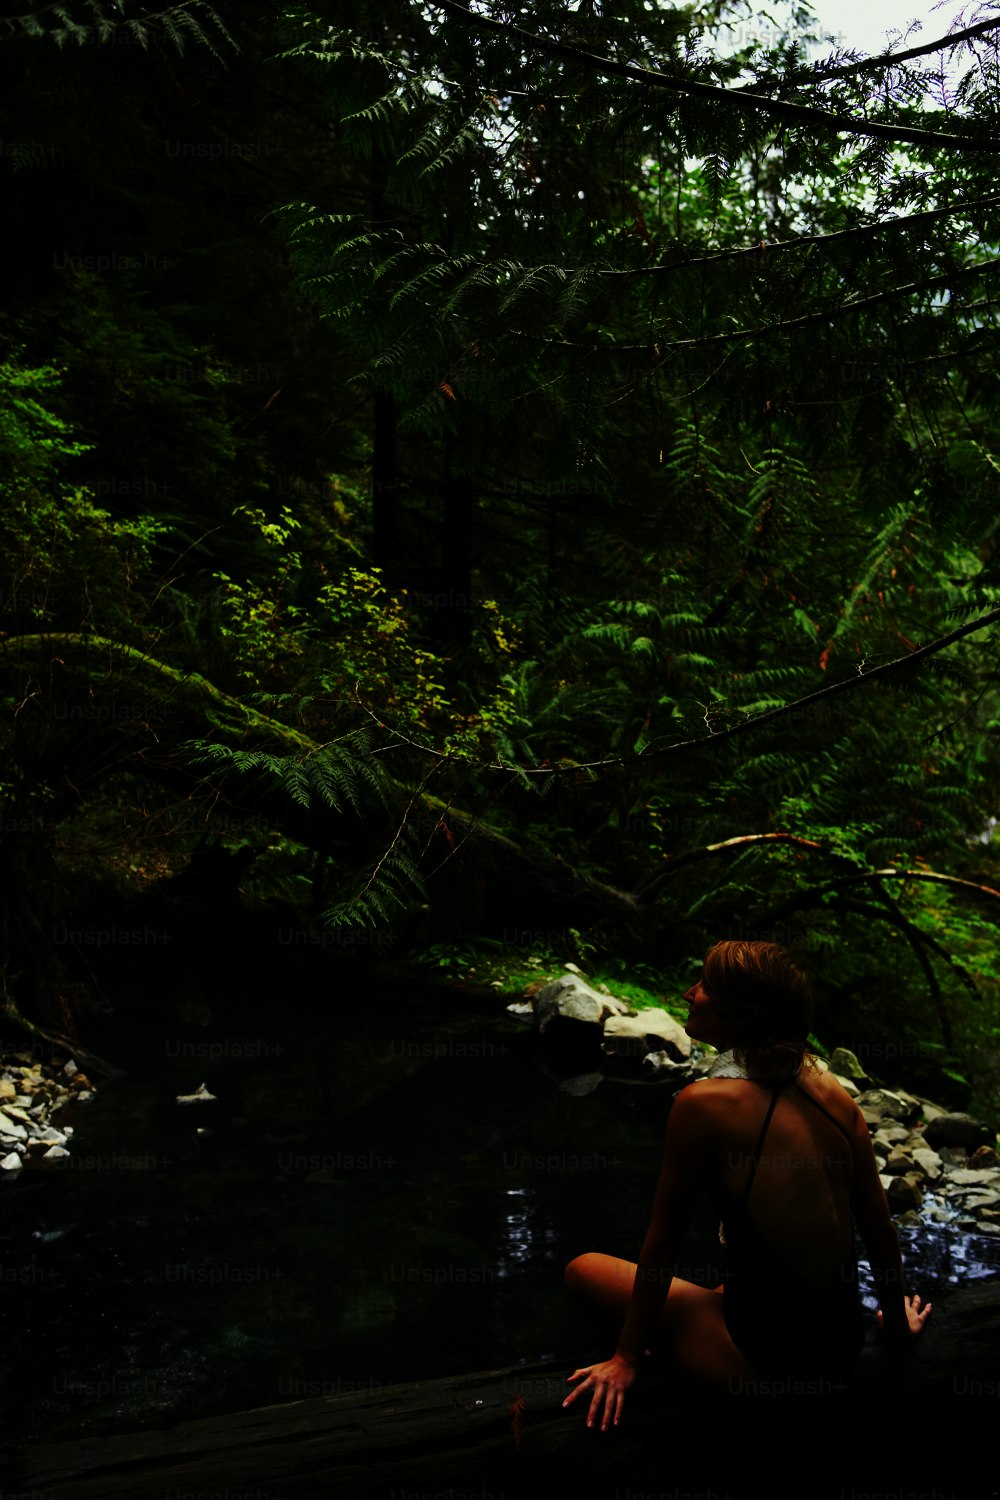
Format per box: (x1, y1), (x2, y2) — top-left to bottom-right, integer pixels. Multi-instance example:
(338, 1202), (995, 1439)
(563, 1086), (712, 1429)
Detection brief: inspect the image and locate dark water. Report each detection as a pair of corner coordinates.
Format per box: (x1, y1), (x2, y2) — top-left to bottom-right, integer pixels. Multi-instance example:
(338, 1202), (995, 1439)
(3, 984), (998, 1447)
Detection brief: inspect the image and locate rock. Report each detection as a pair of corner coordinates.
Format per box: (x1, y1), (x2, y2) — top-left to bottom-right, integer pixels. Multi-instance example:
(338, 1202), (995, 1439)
(971, 1145), (1000, 1169)
(0, 1110), (27, 1141)
(895, 1209), (922, 1229)
(872, 1123), (908, 1149)
(0, 1080), (15, 1101)
(831, 1074), (860, 1097)
(603, 1009), (692, 1064)
(0, 1151), (22, 1171)
(886, 1174), (923, 1211)
(558, 1073), (604, 1097)
(922, 1112), (993, 1150)
(63, 1058), (78, 1077)
(857, 1088), (920, 1124)
(176, 1082), (218, 1105)
(505, 1001), (534, 1019)
(75, 1090), (96, 1102)
(70, 1073), (92, 1091)
(912, 1147), (943, 1181)
(946, 1167), (1000, 1189)
(883, 1149), (916, 1176)
(0, 1104), (32, 1124)
(534, 975), (632, 1032)
(829, 1048), (869, 1084)
(42, 1144), (71, 1160)
(896, 1088), (925, 1110)
(642, 1050), (688, 1078)
(938, 1146), (969, 1166)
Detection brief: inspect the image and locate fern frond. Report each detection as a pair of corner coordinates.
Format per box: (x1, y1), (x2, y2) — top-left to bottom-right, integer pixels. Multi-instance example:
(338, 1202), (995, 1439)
(187, 733), (386, 817)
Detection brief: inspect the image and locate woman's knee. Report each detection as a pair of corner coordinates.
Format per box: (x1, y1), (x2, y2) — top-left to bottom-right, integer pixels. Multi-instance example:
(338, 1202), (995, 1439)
(564, 1252), (637, 1304)
(564, 1251), (603, 1295)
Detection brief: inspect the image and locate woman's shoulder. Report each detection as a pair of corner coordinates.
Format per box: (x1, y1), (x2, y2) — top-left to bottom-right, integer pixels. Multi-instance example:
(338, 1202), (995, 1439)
(672, 1075), (758, 1121)
(793, 1056), (864, 1132)
(678, 1055), (861, 1117)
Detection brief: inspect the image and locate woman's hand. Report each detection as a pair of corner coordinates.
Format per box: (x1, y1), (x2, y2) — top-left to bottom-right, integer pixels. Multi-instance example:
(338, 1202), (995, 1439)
(876, 1292), (933, 1347)
(562, 1351), (639, 1431)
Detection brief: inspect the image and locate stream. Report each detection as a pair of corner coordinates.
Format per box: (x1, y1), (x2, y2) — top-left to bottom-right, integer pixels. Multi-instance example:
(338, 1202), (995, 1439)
(3, 979), (999, 1446)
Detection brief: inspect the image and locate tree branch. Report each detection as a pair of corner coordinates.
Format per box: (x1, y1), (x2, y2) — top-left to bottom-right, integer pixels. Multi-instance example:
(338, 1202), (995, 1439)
(429, 0), (1000, 153)
(829, 895), (953, 1049)
(750, 14), (1000, 89)
(549, 255), (1000, 352)
(757, 867), (1000, 931)
(601, 193), (1000, 276)
(635, 832), (827, 899)
(324, 603), (1000, 776)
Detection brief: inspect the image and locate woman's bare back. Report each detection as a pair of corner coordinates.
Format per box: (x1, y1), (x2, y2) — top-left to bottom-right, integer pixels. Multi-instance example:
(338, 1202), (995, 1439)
(696, 1060), (859, 1290)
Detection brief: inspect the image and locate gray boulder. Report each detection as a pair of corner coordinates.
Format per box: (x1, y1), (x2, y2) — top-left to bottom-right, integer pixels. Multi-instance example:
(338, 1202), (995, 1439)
(829, 1048), (870, 1086)
(603, 1008), (692, 1064)
(857, 1088), (920, 1126)
(534, 974), (632, 1032)
(886, 1173), (923, 1211)
(922, 1112), (993, 1150)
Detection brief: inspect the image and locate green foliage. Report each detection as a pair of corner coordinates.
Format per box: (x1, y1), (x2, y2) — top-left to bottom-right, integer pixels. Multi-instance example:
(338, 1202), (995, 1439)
(0, 0), (236, 60)
(1, 0), (999, 1113)
(188, 731), (384, 816)
(0, 343), (165, 635)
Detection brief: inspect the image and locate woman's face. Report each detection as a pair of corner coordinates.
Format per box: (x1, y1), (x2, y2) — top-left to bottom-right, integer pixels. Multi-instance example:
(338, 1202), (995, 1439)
(683, 973), (735, 1050)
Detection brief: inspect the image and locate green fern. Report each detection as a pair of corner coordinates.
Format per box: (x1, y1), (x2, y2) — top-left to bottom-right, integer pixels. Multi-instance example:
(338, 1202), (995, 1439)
(187, 733), (386, 817)
(0, 1), (236, 60)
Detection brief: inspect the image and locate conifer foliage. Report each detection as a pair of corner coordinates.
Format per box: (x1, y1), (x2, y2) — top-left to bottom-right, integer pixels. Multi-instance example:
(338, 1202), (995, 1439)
(0, 0), (999, 1105)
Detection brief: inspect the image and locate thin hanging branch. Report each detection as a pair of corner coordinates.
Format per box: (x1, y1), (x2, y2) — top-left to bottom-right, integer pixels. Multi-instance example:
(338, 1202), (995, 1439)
(635, 832), (827, 898)
(752, 14), (1000, 87)
(868, 879), (980, 1021)
(429, 0), (1000, 153)
(600, 193), (1000, 276)
(339, 603), (1000, 778)
(833, 895), (953, 1049)
(545, 256), (1000, 353)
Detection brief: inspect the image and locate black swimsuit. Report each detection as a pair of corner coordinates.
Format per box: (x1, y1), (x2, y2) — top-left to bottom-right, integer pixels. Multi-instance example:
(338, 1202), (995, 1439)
(715, 1081), (866, 1380)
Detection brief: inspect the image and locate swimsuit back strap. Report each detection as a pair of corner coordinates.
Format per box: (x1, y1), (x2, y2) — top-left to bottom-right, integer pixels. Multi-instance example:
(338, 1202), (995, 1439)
(742, 1086), (782, 1205)
(790, 1081), (853, 1144)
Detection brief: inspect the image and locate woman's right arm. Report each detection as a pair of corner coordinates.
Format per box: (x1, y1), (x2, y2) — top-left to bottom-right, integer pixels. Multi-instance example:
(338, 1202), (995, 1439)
(848, 1103), (931, 1347)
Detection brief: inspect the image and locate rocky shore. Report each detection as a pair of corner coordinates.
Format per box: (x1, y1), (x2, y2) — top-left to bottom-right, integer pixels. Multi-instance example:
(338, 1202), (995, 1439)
(512, 969), (1000, 1234)
(0, 1048), (97, 1172)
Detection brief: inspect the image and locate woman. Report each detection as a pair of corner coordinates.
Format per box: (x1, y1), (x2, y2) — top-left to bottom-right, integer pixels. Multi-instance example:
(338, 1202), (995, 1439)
(563, 940), (931, 1429)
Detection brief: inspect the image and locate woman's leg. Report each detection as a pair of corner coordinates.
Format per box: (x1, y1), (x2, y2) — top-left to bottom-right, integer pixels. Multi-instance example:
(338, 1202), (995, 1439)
(564, 1251), (757, 1386)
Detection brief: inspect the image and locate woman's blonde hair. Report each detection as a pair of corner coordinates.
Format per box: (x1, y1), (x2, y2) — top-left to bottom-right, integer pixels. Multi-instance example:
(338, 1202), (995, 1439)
(702, 940), (813, 1083)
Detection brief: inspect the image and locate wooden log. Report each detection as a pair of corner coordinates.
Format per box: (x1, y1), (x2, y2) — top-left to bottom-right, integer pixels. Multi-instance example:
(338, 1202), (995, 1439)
(9, 1278), (1000, 1500)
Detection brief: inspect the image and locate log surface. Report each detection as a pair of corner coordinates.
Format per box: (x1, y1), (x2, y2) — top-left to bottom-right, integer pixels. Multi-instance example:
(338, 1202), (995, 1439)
(8, 1279), (1000, 1500)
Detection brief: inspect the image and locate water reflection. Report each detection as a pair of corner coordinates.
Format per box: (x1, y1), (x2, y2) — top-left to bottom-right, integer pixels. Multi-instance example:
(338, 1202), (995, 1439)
(497, 1186), (559, 1278)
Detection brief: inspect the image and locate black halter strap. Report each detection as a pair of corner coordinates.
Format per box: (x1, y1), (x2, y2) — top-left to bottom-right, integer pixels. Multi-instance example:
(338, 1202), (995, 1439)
(791, 1080), (853, 1143)
(742, 1086), (782, 1206)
